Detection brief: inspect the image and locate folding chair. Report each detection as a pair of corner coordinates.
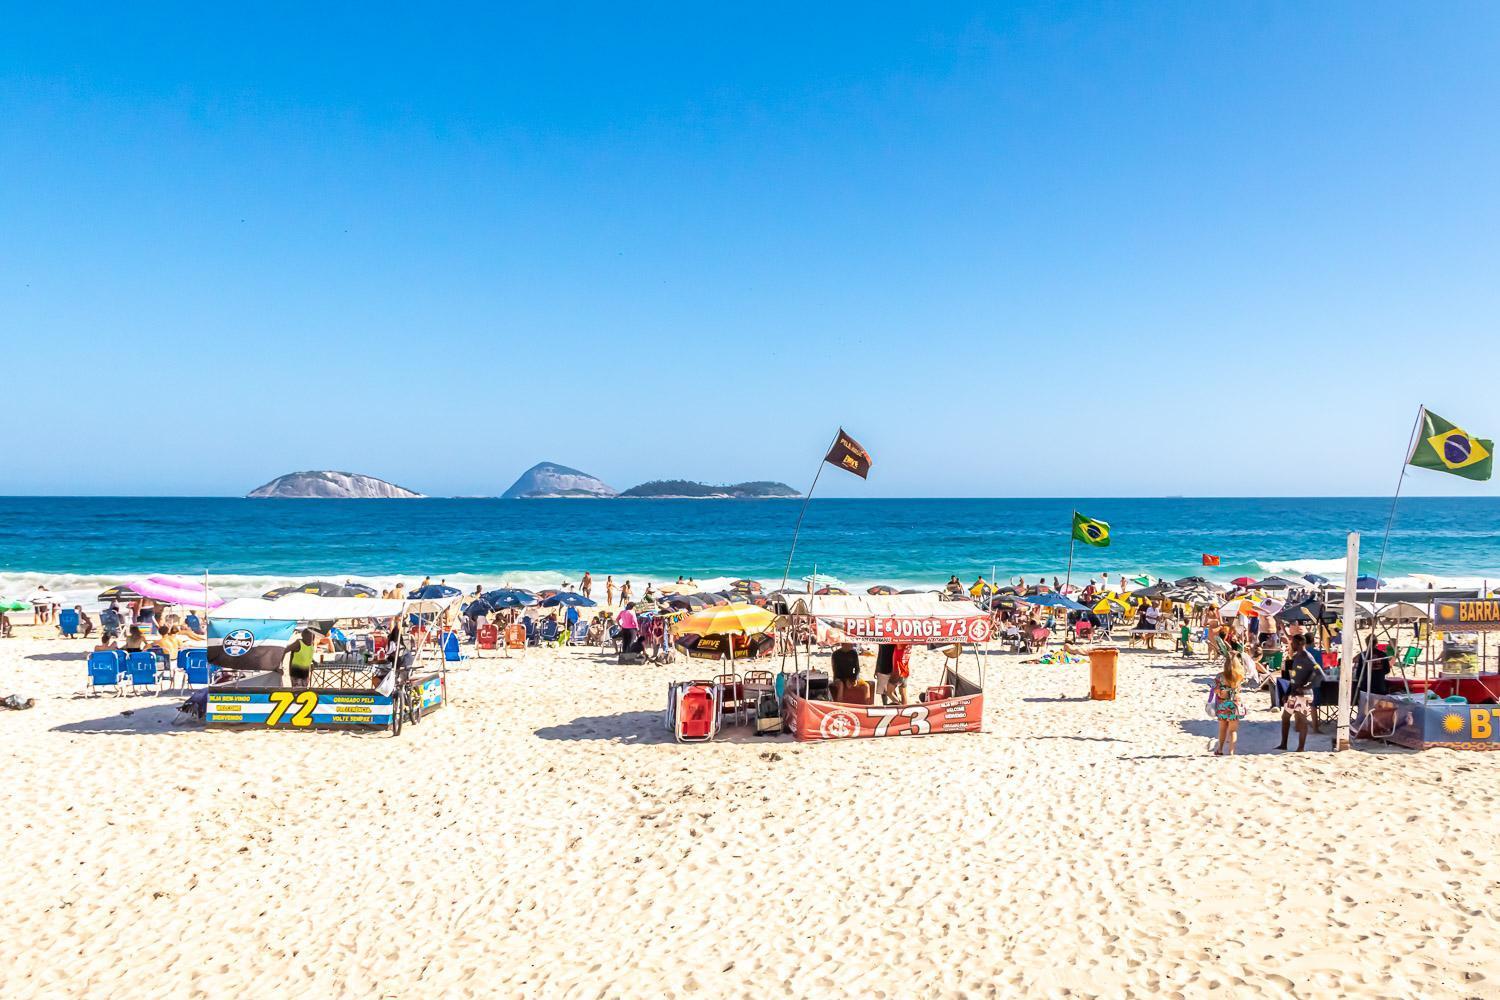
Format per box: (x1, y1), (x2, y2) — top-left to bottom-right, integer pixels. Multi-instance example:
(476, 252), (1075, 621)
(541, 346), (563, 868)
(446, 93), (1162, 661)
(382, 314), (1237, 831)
(125, 651), (162, 695)
(714, 672), (747, 725)
(87, 650), (126, 696)
(476, 622), (499, 655)
(177, 648), (213, 688)
(59, 608), (80, 638)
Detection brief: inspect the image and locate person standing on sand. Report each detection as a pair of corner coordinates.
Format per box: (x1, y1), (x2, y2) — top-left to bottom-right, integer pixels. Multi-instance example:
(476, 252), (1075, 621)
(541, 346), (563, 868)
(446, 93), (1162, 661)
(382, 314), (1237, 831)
(1210, 654), (1245, 755)
(619, 580), (632, 605)
(1279, 634), (1319, 751)
(581, 572), (592, 600)
(606, 576), (615, 605)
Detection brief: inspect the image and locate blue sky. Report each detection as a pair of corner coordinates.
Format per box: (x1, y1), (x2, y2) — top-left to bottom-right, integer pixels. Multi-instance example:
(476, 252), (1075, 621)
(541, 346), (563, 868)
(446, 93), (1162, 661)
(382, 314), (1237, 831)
(3, 2), (1498, 497)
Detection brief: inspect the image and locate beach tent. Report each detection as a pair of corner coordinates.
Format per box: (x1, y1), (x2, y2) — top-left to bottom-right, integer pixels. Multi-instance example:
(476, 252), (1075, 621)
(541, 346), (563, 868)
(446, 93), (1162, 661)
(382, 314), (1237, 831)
(777, 591), (991, 643)
(1354, 601), (1429, 623)
(218, 592), (462, 619)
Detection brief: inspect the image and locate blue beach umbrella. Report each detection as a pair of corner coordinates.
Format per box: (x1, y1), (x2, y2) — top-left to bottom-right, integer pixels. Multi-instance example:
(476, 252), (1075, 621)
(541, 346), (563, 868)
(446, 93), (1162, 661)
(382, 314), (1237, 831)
(541, 592), (596, 608)
(1355, 576), (1387, 589)
(481, 588), (537, 609)
(409, 584), (462, 600)
(1022, 592), (1088, 612)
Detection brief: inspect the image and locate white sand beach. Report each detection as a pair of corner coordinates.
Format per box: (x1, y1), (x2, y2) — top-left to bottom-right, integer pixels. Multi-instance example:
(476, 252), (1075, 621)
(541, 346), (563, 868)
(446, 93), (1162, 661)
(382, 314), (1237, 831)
(2, 628), (1498, 999)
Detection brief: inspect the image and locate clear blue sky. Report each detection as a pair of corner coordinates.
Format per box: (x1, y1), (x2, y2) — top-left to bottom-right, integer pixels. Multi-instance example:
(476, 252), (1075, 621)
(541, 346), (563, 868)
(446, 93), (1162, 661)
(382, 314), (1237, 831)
(3, 2), (1497, 497)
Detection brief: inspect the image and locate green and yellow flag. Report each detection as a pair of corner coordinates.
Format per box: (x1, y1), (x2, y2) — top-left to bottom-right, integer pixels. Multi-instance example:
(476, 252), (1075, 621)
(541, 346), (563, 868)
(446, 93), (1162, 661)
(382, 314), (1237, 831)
(1072, 512), (1111, 547)
(1407, 407), (1492, 481)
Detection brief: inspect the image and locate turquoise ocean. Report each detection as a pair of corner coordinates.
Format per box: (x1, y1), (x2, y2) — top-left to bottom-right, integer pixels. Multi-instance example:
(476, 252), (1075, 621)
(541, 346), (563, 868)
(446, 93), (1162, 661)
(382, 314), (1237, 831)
(1, 496), (1496, 608)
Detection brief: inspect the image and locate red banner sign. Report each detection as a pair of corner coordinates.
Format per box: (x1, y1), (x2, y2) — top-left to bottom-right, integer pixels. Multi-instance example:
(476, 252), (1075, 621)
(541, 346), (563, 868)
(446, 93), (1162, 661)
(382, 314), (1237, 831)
(818, 615), (991, 644)
(785, 692), (984, 741)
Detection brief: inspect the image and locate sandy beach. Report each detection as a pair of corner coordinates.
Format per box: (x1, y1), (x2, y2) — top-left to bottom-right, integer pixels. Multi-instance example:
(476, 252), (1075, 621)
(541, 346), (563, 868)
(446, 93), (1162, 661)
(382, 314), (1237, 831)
(2, 624), (1497, 999)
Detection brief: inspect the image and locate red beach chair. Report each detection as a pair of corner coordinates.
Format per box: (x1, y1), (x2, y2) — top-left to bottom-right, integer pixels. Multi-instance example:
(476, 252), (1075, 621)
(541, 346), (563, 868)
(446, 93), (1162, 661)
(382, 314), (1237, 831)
(476, 622), (498, 653)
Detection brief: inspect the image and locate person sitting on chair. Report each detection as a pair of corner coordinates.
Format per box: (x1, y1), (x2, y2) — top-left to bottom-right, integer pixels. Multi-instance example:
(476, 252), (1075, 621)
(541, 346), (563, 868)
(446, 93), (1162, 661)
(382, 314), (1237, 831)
(830, 642), (860, 702)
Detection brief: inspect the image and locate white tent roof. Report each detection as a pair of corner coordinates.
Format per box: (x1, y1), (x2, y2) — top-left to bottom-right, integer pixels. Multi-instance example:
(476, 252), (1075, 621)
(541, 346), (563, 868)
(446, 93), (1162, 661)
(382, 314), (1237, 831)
(1354, 600), (1430, 622)
(210, 593), (460, 621)
(778, 593), (980, 618)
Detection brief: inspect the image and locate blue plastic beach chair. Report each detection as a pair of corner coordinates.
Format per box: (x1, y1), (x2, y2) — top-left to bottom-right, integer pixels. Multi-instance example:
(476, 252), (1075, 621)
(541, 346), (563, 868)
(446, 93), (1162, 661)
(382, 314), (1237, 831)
(58, 608), (80, 638)
(87, 650), (126, 696)
(178, 648), (212, 689)
(441, 630), (466, 662)
(126, 650), (161, 695)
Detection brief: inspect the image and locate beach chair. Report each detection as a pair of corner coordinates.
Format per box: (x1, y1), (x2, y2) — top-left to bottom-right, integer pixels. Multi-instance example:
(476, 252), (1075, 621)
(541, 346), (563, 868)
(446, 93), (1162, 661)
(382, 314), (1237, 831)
(538, 619), (561, 646)
(475, 622), (498, 655)
(714, 672), (748, 725)
(125, 651), (162, 695)
(58, 608), (80, 638)
(1399, 646), (1421, 670)
(671, 681), (720, 742)
(441, 630), (466, 663)
(1074, 620), (1094, 643)
(178, 648), (212, 689)
(87, 650), (126, 696)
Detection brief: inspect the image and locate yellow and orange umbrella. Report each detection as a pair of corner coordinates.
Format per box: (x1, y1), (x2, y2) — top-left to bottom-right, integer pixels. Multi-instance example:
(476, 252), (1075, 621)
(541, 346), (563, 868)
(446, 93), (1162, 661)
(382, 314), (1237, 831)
(675, 603), (776, 635)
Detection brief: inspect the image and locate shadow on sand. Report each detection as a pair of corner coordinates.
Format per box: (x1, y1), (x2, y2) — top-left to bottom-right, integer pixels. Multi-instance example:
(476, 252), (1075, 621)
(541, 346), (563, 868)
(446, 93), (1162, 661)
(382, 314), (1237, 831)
(51, 701), (192, 736)
(25, 651), (83, 662)
(535, 710), (793, 746)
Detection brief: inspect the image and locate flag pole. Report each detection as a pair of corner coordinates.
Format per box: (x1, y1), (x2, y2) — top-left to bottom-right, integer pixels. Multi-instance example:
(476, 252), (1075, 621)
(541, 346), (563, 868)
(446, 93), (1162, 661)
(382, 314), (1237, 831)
(1065, 511), (1077, 592)
(779, 431), (840, 594)
(1368, 405), (1424, 610)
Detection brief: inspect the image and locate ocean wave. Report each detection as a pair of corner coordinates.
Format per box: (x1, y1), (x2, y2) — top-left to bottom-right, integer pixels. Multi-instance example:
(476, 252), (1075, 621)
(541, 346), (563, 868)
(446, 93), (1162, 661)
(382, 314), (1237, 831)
(1253, 558), (1350, 576)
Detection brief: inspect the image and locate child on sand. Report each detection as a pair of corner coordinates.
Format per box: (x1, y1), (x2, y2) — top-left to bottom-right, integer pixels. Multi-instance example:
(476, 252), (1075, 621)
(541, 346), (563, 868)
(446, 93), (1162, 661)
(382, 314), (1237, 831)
(1210, 654), (1246, 755)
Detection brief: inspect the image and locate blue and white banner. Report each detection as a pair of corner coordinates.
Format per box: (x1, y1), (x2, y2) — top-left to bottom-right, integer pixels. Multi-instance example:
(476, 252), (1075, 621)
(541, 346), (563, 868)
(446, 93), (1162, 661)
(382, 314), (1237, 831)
(208, 618), (299, 674)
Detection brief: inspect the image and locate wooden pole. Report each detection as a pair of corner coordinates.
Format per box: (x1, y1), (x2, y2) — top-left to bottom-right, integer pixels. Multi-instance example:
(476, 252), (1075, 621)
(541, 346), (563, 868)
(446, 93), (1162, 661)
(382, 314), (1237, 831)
(1336, 532), (1360, 751)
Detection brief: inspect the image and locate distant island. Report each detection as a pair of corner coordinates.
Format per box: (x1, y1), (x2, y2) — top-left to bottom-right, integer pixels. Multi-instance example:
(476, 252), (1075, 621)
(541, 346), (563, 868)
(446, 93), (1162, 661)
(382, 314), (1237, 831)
(247, 471), (424, 499)
(501, 462), (618, 499)
(619, 479), (801, 499)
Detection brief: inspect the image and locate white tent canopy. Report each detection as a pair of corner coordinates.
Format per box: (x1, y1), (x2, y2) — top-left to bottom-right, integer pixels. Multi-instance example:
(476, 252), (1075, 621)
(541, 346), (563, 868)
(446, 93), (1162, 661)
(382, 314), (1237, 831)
(210, 593), (460, 621)
(1354, 600), (1430, 623)
(777, 592), (979, 619)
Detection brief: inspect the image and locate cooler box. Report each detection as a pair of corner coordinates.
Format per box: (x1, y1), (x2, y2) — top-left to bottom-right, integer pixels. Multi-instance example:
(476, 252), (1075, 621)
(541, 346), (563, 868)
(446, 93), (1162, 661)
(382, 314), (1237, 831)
(1089, 647), (1118, 701)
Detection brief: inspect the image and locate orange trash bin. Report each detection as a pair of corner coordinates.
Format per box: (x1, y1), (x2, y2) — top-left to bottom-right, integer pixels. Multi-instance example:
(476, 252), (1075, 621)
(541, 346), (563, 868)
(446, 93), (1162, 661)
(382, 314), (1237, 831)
(1088, 646), (1118, 701)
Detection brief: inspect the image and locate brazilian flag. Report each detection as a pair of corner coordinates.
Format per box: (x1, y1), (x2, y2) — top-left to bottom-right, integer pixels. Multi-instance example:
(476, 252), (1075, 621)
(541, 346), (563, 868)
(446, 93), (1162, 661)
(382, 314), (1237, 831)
(1072, 512), (1111, 547)
(1407, 407), (1492, 481)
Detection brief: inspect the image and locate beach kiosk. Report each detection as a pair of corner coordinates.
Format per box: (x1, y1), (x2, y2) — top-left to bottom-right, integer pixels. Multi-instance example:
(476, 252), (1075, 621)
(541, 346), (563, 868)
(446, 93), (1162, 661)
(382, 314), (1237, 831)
(775, 592), (989, 741)
(193, 593), (457, 735)
(1360, 597), (1500, 750)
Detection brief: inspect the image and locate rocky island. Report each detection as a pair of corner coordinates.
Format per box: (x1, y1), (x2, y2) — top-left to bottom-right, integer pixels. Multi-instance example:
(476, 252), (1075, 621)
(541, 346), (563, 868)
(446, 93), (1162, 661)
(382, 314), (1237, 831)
(618, 479), (801, 499)
(501, 462), (618, 499)
(247, 471), (424, 499)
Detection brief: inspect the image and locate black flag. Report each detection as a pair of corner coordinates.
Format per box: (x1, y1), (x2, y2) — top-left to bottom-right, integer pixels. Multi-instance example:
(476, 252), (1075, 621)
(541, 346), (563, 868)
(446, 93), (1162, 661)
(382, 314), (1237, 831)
(824, 428), (872, 479)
